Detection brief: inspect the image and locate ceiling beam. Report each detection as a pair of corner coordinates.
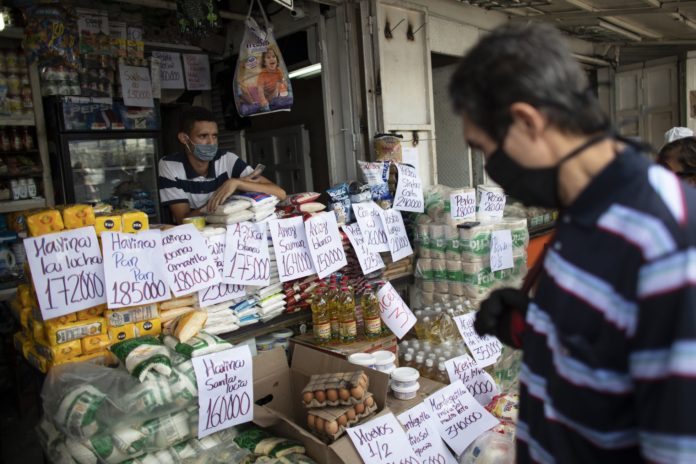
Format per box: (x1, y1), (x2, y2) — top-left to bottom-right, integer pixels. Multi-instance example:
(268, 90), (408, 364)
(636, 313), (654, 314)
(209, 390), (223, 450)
(113, 0), (247, 21)
(512, 1), (696, 20)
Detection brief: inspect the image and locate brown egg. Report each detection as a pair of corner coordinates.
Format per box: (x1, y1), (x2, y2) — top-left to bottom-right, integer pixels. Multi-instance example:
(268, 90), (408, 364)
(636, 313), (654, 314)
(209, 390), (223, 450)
(358, 377), (368, 389)
(355, 403), (365, 414)
(346, 409), (357, 421)
(337, 414), (348, 426)
(314, 390), (326, 403)
(303, 392), (314, 404)
(360, 373), (369, 385)
(326, 389), (338, 402)
(351, 386), (364, 399)
(338, 388), (350, 401)
(325, 420), (339, 435)
(364, 396), (374, 408)
(315, 417), (325, 432)
(307, 414), (315, 430)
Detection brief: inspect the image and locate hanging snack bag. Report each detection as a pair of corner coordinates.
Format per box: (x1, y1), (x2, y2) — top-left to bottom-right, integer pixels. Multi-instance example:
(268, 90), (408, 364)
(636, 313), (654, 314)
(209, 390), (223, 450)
(358, 160), (393, 208)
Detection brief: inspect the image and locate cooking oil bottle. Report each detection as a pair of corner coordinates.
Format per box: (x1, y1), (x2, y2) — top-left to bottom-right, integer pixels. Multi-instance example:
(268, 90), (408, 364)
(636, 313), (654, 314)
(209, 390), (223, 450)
(435, 361), (449, 383)
(327, 282), (340, 342)
(422, 358), (436, 379)
(403, 352), (415, 368)
(339, 286), (357, 343)
(361, 284), (381, 339)
(311, 284), (331, 344)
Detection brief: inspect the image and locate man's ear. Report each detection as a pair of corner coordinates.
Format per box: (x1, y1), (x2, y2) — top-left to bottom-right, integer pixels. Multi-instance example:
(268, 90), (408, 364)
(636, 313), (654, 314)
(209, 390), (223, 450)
(509, 102), (547, 140)
(177, 132), (190, 146)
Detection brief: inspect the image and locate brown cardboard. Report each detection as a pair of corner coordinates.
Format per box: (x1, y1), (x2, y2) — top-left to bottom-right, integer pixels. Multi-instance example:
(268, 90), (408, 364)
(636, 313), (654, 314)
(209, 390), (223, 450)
(252, 344), (391, 463)
(290, 333), (398, 360)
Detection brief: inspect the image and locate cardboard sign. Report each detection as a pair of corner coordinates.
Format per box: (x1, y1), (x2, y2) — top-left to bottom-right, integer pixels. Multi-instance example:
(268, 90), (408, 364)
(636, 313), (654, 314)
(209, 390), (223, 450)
(222, 222), (271, 287)
(426, 381), (499, 456)
(394, 163), (424, 213)
(454, 313), (502, 368)
(445, 354), (500, 406)
(377, 282), (416, 339)
(490, 230), (514, 272)
(119, 64), (154, 107)
(162, 224), (220, 297)
(379, 208), (413, 262)
(478, 191), (505, 220)
(25, 227), (106, 320)
(198, 234), (245, 308)
(398, 403), (458, 464)
(183, 54), (211, 91)
(152, 51), (185, 89)
(269, 216), (316, 282)
(347, 413), (415, 464)
(450, 191), (477, 221)
(305, 212), (347, 279)
(342, 223), (385, 276)
(192, 345), (253, 438)
(102, 230), (171, 309)
(352, 202), (389, 253)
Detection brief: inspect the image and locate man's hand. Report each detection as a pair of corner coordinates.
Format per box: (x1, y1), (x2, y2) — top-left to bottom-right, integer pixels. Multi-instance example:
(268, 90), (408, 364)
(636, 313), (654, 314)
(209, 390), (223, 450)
(474, 287), (529, 349)
(207, 178), (239, 213)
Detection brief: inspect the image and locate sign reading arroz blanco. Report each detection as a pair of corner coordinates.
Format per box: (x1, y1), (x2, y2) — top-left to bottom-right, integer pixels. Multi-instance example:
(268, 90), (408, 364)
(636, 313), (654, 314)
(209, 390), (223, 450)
(454, 313), (502, 368)
(450, 191), (476, 221)
(269, 216), (316, 282)
(398, 403), (458, 464)
(192, 345), (253, 438)
(342, 223), (385, 275)
(377, 282), (416, 339)
(347, 412), (416, 464)
(151, 51), (185, 89)
(25, 227), (107, 320)
(445, 353), (500, 406)
(426, 381), (499, 456)
(394, 163), (424, 213)
(305, 212), (347, 279)
(222, 222), (271, 287)
(379, 208), (413, 262)
(119, 64), (154, 107)
(162, 224), (220, 297)
(102, 230), (171, 309)
(490, 229), (513, 273)
(198, 233), (245, 308)
(352, 202), (389, 253)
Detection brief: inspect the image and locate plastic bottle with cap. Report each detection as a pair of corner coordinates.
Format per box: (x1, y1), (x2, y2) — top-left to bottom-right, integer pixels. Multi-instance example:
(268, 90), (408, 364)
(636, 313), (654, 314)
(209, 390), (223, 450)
(422, 357), (436, 379)
(361, 284), (381, 339)
(415, 353), (425, 372)
(435, 361), (449, 383)
(403, 352), (415, 369)
(339, 286), (357, 343)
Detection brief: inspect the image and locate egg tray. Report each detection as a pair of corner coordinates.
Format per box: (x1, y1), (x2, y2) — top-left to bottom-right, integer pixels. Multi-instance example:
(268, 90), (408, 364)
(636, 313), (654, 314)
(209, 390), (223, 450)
(306, 393), (378, 443)
(301, 371), (370, 408)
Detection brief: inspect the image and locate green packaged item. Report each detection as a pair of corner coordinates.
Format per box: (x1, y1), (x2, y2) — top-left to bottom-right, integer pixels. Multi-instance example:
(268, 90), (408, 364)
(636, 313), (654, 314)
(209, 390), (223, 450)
(54, 385), (107, 439)
(163, 331), (232, 359)
(111, 336), (172, 382)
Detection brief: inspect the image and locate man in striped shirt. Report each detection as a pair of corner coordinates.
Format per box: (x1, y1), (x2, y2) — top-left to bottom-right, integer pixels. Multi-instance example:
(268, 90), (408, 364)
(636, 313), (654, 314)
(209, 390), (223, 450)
(449, 23), (696, 463)
(158, 106), (286, 224)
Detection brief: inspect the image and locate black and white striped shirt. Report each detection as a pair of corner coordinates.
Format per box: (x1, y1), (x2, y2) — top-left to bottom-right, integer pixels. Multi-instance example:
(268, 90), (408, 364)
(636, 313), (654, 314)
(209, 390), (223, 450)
(518, 145), (696, 463)
(158, 150), (253, 209)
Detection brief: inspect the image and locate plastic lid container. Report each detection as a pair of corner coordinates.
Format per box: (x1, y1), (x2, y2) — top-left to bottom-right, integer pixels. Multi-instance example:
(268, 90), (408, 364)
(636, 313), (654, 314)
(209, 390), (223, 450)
(391, 381), (420, 400)
(348, 353), (376, 368)
(391, 367), (420, 388)
(373, 350), (396, 366)
(256, 335), (275, 351)
(272, 329), (294, 341)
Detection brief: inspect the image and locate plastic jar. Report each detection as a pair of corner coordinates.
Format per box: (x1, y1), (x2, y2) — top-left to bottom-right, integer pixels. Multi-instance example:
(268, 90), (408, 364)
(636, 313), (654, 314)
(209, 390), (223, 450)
(256, 335), (275, 352)
(272, 329), (294, 353)
(373, 350), (396, 374)
(348, 353), (376, 369)
(390, 366), (420, 389)
(391, 381), (420, 400)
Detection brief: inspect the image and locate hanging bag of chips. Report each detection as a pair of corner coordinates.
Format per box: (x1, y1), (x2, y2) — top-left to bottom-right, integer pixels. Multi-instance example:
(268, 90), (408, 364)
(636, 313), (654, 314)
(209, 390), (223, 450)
(233, 0), (293, 117)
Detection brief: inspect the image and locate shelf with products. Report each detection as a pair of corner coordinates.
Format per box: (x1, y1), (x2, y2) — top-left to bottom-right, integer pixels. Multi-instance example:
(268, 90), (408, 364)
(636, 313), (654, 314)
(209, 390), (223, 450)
(0, 149), (39, 156)
(72, 165), (154, 173)
(221, 309), (312, 345)
(0, 197), (46, 213)
(0, 115), (36, 127)
(0, 172), (43, 179)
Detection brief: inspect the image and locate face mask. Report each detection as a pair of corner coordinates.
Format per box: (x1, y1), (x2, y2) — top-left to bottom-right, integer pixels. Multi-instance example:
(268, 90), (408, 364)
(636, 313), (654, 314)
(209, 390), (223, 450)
(484, 132), (609, 208)
(185, 136), (218, 162)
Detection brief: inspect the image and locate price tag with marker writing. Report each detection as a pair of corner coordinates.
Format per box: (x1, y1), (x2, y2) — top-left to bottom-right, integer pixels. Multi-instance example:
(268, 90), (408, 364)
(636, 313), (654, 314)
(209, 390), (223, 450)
(347, 413), (416, 464)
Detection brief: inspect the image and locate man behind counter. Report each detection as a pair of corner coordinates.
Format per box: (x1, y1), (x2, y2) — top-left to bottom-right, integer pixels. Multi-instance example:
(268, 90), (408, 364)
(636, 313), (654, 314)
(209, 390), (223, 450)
(158, 106), (286, 224)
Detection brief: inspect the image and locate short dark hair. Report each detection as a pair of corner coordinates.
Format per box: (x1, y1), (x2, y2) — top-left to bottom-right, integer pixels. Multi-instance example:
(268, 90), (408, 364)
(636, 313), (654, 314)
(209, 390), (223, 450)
(658, 137), (696, 169)
(448, 23), (610, 142)
(179, 106), (216, 134)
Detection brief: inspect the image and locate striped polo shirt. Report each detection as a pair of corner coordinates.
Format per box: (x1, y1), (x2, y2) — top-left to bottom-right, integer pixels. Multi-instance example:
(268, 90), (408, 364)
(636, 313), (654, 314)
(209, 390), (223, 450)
(158, 149), (253, 209)
(517, 144), (696, 463)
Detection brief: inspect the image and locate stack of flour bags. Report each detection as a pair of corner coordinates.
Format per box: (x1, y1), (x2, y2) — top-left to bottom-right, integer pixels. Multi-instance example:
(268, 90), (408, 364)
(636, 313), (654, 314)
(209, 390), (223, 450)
(205, 192), (279, 225)
(249, 230), (286, 323)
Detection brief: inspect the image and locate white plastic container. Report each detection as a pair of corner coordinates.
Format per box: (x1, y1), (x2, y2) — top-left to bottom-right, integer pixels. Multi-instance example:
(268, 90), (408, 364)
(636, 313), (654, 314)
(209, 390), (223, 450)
(348, 353), (376, 369)
(391, 381), (420, 400)
(390, 367), (420, 389)
(256, 335), (275, 352)
(272, 329), (294, 353)
(373, 350), (396, 374)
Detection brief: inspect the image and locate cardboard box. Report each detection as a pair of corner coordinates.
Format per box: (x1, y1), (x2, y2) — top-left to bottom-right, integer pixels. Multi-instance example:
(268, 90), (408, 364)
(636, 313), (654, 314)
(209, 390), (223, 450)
(289, 333), (398, 361)
(253, 344), (391, 463)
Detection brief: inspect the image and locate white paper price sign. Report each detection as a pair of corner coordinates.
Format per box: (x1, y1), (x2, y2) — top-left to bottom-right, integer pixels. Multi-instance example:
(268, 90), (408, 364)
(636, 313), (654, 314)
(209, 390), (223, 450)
(342, 223), (385, 276)
(119, 64), (154, 107)
(305, 212), (347, 279)
(269, 216), (316, 282)
(102, 231), (171, 309)
(445, 354), (500, 406)
(198, 234), (245, 308)
(192, 345), (253, 438)
(347, 413), (416, 464)
(183, 53), (211, 91)
(450, 191), (476, 221)
(490, 230), (514, 272)
(398, 403), (458, 464)
(379, 208), (413, 262)
(222, 222), (271, 287)
(394, 163), (424, 213)
(426, 381), (499, 456)
(152, 51), (185, 89)
(478, 191), (506, 220)
(352, 202), (389, 253)
(377, 282), (416, 339)
(24, 227), (106, 320)
(162, 224), (220, 297)
(454, 313), (502, 367)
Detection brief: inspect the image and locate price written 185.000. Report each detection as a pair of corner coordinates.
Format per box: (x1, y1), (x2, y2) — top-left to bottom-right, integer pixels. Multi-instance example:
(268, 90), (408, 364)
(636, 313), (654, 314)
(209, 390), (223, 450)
(110, 280), (167, 307)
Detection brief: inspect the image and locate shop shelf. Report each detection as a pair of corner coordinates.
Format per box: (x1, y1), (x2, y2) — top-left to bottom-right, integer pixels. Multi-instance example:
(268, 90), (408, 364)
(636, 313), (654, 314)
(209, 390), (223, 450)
(72, 165), (154, 173)
(0, 197), (46, 213)
(0, 172), (43, 179)
(220, 309), (312, 345)
(0, 149), (40, 156)
(0, 115), (36, 126)
(0, 27), (24, 40)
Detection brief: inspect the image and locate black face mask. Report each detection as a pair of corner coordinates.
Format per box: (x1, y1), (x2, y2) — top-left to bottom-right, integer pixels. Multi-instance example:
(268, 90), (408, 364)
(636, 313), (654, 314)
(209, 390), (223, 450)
(484, 132), (610, 208)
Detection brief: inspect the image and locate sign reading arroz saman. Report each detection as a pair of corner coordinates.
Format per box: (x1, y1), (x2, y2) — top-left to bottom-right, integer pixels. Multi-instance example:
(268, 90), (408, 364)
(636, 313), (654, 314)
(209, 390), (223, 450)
(454, 313), (502, 368)
(162, 224), (220, 297)
(198, 233), (245, 308)
(379, 208), (413, 262)
(398, 403), (458, 464)
(102, 230), (171, 309)
(342, 223), (384, 276)
(25, 227), (107, 320)
(394, 163), (424, 213)
(269, 216), (316, 282)
(119, 64), (154, 107)
(152, 51), (185, 89)
(352, 202), (389, 253)
(377, 282), (416, 339)
(347, 412), (416, 464)
(222, 222), (271, 287)
(192, 345), (253, 438)
(305, 212), (347, 279)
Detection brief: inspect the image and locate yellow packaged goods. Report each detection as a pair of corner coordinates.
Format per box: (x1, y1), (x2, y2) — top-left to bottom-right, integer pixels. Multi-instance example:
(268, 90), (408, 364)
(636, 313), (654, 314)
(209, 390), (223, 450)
(173, 311), (207, 343)
(27, 209), (64, 237)
(135, 318), (162, 337)
(19, 306), (32, 330)
(60, 204), (96, 229)
(105, 304), (159, 327)
(76, 305), (106, 321)
(13, 331), (29, 353)
(45, 317), (106, 346)
(53, 312), (78, 325)
(121, 210), (149, 233)
(53, 350), (118, 367)
(108, 323), (136, 343)
(35, 339), (82, 362)
(159, 296), (195, 311)
(26, 349), (49, 373)
(95, 213), (122, 236)
(17, 284), (32, 307)
(29, 319), (46, 343)
(81, 334), (111, 355)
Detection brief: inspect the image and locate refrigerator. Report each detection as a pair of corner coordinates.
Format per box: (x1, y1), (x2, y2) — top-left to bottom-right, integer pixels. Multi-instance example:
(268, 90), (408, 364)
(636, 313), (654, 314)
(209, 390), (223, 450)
(45, 97), (162, 222)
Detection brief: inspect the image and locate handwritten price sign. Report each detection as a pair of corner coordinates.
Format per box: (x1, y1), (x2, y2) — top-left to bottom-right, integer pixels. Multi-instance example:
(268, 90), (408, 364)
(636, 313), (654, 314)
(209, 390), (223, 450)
(398, 403), (458, 464)
(450, 191), (476, 221)
(269, 216), (316, 282)
(183, 53), (211, 91)
(445, 353), (500, 406)
(352, 202), (389, 253)
(118, 64), (154, 107)
(25, 227), (106, 320)
(152, 51), (184, 89)
(426, 381), (499, 456)
(379, 208), (413, 262)
(490, 230), (513, 272)
(305, 212), (347, 279)
(454, 313), (502, 367)
(394, 163), (424, 213)
(192, 345), (253, 438)
(478, 191), (505, 220)
(222, 222), (271, 287)
(342, 223), (384, 276)
(162, 224), (220, 297)
(347, 413), (416, 464)
(377, 282), (416, 339)
(102, 231), (171, 309)
(198, 233), (245, 307)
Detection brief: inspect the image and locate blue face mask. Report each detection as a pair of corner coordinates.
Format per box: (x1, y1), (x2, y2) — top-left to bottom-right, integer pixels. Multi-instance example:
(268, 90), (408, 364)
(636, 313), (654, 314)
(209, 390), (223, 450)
(186, 136), (218, 162)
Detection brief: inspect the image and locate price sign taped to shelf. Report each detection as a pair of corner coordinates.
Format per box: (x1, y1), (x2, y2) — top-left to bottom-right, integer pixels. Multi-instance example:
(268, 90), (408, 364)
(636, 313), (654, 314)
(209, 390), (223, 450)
(454, 313), (502, 367)
(394, 163), (424, 213)
(450, 191), (477, 221)
(379, 208), (413, 262)
(222, 222), (271, 287)
(352, 202), (389, 253)
(347, 413), (415, 464)
(183, 54), (211, 91)
(25, 227), (107, 320)
(445, 353), (500, 406)
(269, 216), (316, 282)
(305, 212), (347, 279)
(377, 282), (416, 339)
(342, 223), (384, 276)
(152, 51), (185, 89)
(192, 345), (253, 438)
(162, 224), (220, 297)
(490, 230), (514, 272)
(102, 230), (171, 309)
(478, 190), (506, 220)
(398, 403), (458, 464)
(119, 64), (154, 107)
(198, 233), (245, 308)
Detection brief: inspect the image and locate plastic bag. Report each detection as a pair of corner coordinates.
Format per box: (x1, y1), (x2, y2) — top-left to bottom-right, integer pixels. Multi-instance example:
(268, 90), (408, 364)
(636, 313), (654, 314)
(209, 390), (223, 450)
(233, 0), (293, 117)
(23, 5), (80, 69)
